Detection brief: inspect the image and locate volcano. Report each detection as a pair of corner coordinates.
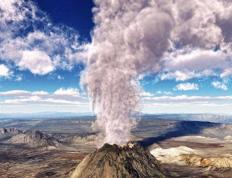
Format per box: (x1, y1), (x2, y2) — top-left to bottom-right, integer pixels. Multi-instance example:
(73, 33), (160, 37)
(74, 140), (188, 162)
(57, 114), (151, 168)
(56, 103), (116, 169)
(70, 143), (169, 178)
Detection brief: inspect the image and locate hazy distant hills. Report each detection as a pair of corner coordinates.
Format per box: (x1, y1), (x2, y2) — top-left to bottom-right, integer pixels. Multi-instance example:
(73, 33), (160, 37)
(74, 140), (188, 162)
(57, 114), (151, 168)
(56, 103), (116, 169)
(0, 113), (231, 124)
(143, 114), (232, 124)
(0, 112), (94, 120)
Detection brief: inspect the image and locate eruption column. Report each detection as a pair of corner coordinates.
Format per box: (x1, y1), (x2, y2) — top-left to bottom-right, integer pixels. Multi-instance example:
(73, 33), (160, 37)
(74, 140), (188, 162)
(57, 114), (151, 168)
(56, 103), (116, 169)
(82, 0), (173, 147)
(82, 0), (232, 147)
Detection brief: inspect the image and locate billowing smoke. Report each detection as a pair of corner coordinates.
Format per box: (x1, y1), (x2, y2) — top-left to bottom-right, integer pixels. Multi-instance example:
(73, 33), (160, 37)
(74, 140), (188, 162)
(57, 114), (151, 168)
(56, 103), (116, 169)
(82, 0), (232, 146)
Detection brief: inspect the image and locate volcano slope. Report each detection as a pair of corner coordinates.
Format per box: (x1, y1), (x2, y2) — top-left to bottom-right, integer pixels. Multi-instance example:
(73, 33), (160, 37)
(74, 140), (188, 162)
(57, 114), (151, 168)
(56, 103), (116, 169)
(70, 143), (170, 178)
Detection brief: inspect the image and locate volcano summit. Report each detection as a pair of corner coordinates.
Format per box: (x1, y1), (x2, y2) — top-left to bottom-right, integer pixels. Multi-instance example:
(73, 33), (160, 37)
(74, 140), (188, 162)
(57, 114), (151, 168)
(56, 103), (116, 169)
(70, 143), (169, 178)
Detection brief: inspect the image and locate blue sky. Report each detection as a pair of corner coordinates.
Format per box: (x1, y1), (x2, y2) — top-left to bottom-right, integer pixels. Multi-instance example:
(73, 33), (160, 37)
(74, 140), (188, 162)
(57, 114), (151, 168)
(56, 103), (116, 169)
(0, 0), (232, 114)
(34, 0), (94, 41)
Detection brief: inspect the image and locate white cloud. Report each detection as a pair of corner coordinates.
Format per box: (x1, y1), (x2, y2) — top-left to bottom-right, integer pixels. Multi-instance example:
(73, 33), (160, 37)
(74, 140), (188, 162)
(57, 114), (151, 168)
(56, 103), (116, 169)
(0, 88), (87, 105)
(211, 81), (228, 91)
(176, 83), (199, 91)
(160, 71), (192, 81)
(156, 91), (173, 95)
(143, 102), (232, 115)
(142, 95), (232, 114)
(141, 91), (173, 98)
(0, 0), (81, 75)
(165, 49), (229, 71)
(221, 68), (232, 78)
(161, 48), (232, 81)
(1, 89), (231, 115)
(0, 0), (30, 23)
(0, 88), (90, 114)
(160, 70), (215, 81)
(33, 91), (49, 96)
(19, 50), (54, 75)
(0, 90), (30, 96)
(0, 64), (10, 77)
(54, 88), (80, 96)
(143, 95), (232, 104)
(0, 88), (82, 98)
(141, 91), (154, 97)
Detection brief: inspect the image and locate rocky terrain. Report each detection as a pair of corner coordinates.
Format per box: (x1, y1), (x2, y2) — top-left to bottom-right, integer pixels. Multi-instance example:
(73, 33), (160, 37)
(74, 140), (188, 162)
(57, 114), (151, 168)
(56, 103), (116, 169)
(183, 154), (232, 168)
(9, 130), (60, 149)
(0, 128), (60, 149)
(151, 144), (232, 169)
(0, 128), (22, 135)
(0, 117), (232, 177)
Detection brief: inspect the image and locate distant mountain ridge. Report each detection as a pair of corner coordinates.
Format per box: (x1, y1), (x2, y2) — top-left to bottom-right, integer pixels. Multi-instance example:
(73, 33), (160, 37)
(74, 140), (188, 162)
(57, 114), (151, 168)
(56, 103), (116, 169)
(143, 114), (232, 124)
(0, 113), (231, 123)
(0, 112), (94, 119)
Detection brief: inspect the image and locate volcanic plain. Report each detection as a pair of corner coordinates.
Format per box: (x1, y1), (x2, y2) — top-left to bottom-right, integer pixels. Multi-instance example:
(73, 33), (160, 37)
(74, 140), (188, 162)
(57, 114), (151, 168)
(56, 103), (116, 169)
(0, 115), (232, 178)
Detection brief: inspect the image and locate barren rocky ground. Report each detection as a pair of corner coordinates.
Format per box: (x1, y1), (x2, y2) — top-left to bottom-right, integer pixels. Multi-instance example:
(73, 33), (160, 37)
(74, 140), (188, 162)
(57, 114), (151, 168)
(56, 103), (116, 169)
(0, 116), (232, 178)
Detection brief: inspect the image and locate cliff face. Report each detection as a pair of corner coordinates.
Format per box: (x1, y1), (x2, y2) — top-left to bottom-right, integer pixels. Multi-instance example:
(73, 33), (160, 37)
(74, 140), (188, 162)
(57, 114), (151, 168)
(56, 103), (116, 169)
(70, 143), (169, 178)
(0, 128), (22, 135)
(9, 130), (59, 148)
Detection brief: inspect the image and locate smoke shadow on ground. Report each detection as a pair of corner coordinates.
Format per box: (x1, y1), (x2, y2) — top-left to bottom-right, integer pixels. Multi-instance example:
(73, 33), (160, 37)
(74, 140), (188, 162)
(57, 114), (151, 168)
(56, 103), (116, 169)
(139, 121), (219, 148)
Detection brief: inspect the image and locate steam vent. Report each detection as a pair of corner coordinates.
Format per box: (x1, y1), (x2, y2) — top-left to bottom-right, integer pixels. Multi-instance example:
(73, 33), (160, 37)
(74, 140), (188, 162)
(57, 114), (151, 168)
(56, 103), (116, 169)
(70, 143), (169, 178)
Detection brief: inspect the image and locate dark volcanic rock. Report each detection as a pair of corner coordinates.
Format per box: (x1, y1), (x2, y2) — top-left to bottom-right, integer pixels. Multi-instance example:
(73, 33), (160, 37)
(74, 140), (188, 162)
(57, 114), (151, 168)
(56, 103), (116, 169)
(70, 143), (169, 178)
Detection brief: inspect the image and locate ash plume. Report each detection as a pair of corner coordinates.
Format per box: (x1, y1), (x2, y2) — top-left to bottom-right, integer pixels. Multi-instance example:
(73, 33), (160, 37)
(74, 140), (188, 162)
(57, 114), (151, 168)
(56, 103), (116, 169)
(82, 0), (232, 147)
